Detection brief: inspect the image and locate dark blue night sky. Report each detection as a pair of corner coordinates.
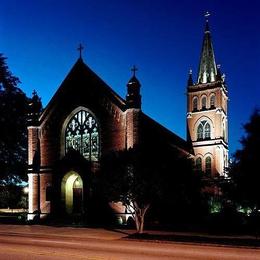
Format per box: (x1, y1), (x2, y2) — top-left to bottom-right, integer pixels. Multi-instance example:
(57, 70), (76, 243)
(1, 0), (260, 156)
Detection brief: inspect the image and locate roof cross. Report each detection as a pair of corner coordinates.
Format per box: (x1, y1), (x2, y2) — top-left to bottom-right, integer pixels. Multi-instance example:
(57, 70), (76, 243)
(131, 65), (138, 76)
(77, 43), (84, 59)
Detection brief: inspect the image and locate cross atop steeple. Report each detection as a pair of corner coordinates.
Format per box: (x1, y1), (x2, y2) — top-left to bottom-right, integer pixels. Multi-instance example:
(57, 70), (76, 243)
(77, 43), (84, 59)
(204, 11), (211, 32)
(205, 11), (210, 19)
(131, 65), (138, 76)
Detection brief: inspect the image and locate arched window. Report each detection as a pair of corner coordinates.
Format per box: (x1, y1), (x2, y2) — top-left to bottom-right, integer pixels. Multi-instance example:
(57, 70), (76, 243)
(196, 158), (202, 171)
(201, 96), (207, 110)
(197, 120), (211, 140)
(65, 109), (99, 161)
(197, 124), (203, 140)
(205, 156), (211, 175)
(193, 97), (198, 111)
(210, 95), (215, 108)
(205, 123), (211, 139)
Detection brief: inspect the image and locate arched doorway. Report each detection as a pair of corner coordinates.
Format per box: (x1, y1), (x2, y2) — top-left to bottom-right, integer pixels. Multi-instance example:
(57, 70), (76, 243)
(61, 171), (83, 215)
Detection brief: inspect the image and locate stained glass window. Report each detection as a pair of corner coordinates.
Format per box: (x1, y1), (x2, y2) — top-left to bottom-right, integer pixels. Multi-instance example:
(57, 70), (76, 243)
(65, 110), (99, 161)
(197, 120), (211, 140)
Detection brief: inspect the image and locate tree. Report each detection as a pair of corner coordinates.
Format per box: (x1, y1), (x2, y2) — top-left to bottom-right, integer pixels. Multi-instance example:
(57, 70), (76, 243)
(0, 54), (42, 184)
(228, 109), (260, 210)
(99, 145), (201, 233)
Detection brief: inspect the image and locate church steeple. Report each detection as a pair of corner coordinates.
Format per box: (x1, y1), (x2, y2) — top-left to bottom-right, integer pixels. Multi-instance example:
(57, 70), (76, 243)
(126, 65), (141, 109)
(187, 13), (229, 180)
(197, 13), (217, 84)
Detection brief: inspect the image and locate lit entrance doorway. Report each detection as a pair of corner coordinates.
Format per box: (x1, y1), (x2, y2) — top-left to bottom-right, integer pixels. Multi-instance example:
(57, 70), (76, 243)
(61, 171), (83, 215)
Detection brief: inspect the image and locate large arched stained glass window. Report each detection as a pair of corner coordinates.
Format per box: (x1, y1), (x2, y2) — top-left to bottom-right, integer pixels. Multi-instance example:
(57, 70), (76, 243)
(65, 110), (99, 161)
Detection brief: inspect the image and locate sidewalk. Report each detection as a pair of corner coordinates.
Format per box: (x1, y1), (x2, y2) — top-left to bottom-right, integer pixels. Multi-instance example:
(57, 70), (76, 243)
(127, 229), (260, 248)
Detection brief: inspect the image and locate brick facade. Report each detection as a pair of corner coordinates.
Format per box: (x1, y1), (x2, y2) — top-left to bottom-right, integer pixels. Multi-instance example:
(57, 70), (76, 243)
(27, 58), (191, 221)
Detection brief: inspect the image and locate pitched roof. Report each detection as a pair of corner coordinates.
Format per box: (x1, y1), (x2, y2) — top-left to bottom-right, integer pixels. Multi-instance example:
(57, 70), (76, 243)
(140, 112), (193, 155)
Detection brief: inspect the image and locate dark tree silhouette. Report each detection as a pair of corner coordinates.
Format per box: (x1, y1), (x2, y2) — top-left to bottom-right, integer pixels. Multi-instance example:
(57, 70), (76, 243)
(0, 54), (42, 185)
(99, 145), (202, 233)
(228, 109), (260, 210)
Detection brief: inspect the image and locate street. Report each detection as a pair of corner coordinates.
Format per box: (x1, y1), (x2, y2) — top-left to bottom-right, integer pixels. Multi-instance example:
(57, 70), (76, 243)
(0, 225), (259, 259)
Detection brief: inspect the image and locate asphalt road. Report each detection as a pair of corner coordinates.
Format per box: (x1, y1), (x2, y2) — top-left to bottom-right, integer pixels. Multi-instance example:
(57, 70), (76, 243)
(0, 225), (259, 260)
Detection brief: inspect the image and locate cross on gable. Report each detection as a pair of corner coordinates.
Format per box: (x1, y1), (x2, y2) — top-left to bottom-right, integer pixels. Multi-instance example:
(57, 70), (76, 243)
(77, 44), (84, 58)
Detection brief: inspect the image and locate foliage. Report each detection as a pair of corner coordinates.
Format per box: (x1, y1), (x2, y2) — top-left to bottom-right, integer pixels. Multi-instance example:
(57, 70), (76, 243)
(99, 145), (202, 232)
(0, 182), (24, 209)
(228, 109), (260, 210)
(0, 54), (42, 205)
(0, 54), (27, 182)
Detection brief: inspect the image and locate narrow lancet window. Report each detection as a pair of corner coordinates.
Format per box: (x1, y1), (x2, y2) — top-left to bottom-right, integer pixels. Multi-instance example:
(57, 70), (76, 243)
(193, 97), (198, 111)
(202, 96), (207, 110)
(210, 95), (215, 108)
(196, 158), (202, 171)
(205, 156), (211, 175)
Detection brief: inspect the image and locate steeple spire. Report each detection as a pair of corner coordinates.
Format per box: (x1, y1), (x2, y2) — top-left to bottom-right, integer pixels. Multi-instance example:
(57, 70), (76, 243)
(197, 12), (217, 84)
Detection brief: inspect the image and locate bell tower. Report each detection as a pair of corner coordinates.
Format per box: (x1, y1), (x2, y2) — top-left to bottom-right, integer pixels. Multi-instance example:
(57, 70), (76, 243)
(187, 14), (228, 178)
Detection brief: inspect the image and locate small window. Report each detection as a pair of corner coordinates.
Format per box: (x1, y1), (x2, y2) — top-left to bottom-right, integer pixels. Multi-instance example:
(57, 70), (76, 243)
(193, 97), (198, 111)
(202, 96), (207, 110)
(197, 124), (203, 140)
(196, 158), (202, 171)
(204, 123), (211, 139)
(205, 157), (211, 175)
(210, 95), (215, 108)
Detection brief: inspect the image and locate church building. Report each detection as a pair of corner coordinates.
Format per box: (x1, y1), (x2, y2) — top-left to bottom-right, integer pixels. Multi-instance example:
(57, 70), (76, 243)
(27, 17), (228, 221)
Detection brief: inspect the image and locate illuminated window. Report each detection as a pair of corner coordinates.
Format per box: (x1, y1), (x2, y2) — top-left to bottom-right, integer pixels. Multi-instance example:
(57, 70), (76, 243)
(65, 110), (99, 161)
(205, 157), (211, 175)
(196, 158), (202, 171)
(197, 120), (211, 140)
(205, 123), (211, 139)
(210, 95), (215, 108)
(193, 97), (198, 111)
(197, 124), (203, 140)
(202, 96), (207, 110)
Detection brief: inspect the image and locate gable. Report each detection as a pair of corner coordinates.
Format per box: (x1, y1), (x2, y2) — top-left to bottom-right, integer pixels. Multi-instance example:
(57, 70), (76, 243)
(39, 58), (126, 125)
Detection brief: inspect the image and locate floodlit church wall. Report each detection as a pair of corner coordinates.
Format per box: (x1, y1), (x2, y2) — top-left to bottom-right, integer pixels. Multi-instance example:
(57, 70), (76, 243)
(40, 174), (52, 214)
